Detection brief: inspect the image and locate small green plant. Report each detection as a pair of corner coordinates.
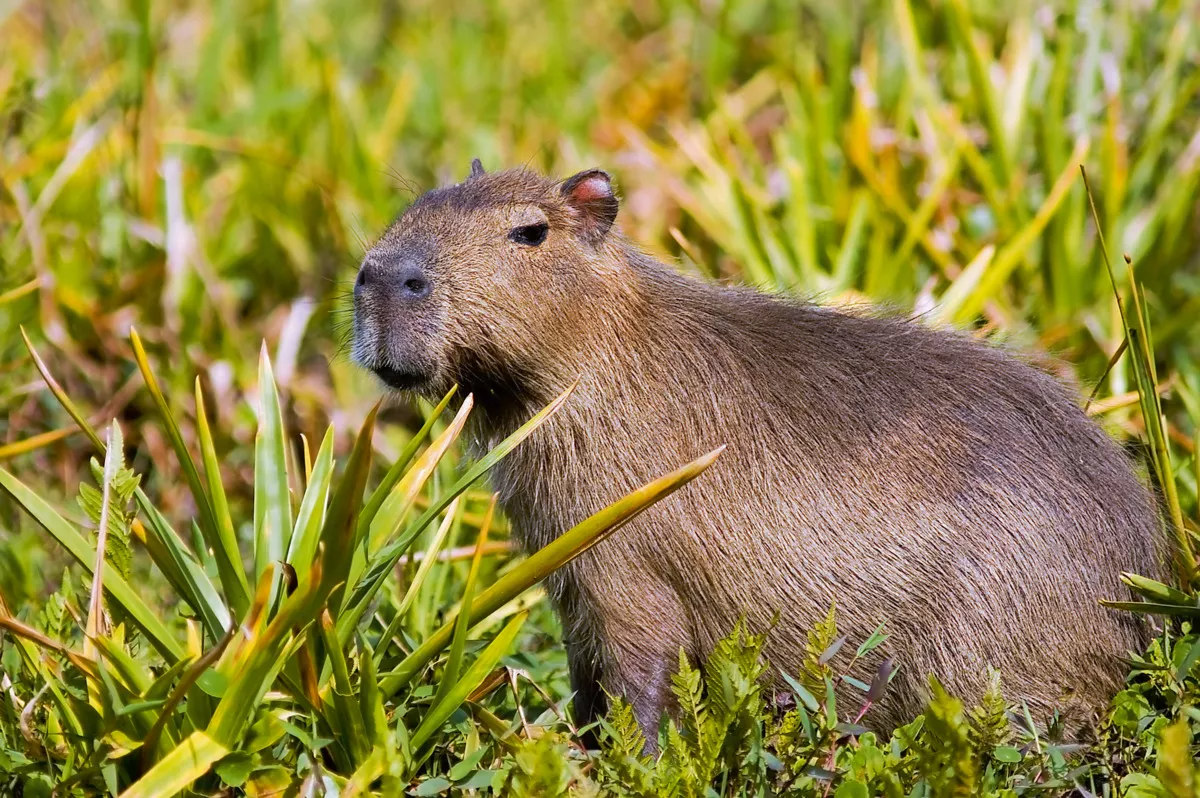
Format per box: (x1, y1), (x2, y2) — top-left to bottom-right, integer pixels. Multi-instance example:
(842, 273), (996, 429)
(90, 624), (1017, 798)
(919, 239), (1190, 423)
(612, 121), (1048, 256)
(488, 617), (1199, 798)
(0, 331), (720, 795)
(3, 2), (1200, 795)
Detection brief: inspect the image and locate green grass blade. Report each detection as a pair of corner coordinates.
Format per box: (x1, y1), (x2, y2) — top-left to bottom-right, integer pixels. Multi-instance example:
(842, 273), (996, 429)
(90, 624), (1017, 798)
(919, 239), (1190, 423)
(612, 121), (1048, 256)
(430, 497), (494, 712)
(85, 421), (123, 659)
(318, 403), (379, 612)
(366, 393), (473, 555)
(1120, 573), (1195, 606)
(90, 635), (153, 695)
(20, 327), (104, 452)
(1099, 601), (1200, 619)
(891, 0), (937, 112)
(287, 424), (336, 583)
(0, 277), (39, 305)
(319, 609), (370, 765)
(1081, 167), (1197, 584)
(380, 444), (724, 697)
(194, 378), (251, 621)
(23, 326), (235, 639)
(136, 497), (232, 642)
(884, 147), (962, 281)
(130, 328), (246, 608)
(831, 190), (872, 291)
(358, 384), (458, 534)
(206, 566), (323, 747)
(374, 496), (462, 668)
(357, 637), (387, 748)
(408, 611), (526, 753)
(933, 245), (994, 326)
(0, 467), (184, 663)
(342, 746), (387, 798)
(957, 138), (1088, 321)
(338, 383), (575, 644)
(946, 0), (1012, 188)
(254, 345), (294, 583)
(118, 731), (228, 798)
(142, 625), (236, 768)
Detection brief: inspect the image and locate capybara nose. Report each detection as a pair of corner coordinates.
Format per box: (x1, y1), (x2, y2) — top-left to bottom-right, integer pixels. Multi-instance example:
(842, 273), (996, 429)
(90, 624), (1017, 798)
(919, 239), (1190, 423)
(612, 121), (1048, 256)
(355, 254), (431, 302)
(391, 261), (431, 300)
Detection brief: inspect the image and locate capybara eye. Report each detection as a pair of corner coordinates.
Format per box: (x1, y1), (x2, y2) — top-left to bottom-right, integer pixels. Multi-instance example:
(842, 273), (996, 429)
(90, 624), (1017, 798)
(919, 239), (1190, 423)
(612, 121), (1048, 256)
(509, 223), (549, 246)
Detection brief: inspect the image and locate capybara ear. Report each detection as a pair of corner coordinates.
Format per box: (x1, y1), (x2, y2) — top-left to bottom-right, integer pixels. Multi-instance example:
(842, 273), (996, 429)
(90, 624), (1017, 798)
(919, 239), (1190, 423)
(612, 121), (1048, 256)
(561, 169), (618, 243)
(468, 158), (486, 179)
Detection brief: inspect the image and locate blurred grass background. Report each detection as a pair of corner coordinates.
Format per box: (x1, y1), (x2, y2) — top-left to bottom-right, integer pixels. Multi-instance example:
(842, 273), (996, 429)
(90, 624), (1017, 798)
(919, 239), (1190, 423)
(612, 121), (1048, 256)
(2, 0), (1199, 607)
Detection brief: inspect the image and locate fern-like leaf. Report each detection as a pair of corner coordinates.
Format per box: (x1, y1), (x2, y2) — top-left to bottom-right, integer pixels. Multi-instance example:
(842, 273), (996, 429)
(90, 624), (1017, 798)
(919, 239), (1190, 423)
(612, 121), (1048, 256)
(967, 667), (1012, 754)
(912, 677), (979, 798)
(802, 603), (838, 691)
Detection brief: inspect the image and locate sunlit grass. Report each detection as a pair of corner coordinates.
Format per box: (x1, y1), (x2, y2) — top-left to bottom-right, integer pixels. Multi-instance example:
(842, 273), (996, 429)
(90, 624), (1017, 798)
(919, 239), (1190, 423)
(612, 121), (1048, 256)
(0, 0), (1198, 793)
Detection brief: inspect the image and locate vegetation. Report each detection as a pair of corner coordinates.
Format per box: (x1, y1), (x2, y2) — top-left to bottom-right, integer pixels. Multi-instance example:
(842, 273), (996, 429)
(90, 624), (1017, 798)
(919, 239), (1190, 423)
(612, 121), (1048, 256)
(1, 0), (1198, 795)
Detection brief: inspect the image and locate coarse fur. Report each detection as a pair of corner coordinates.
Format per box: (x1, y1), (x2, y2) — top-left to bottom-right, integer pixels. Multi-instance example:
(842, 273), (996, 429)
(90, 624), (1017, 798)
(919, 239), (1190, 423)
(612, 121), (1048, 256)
(352, 163), (1163, 744)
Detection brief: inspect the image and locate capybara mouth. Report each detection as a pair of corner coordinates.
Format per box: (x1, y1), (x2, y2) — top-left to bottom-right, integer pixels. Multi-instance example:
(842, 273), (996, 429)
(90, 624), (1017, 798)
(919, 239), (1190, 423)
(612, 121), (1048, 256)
(371, 364), (428, 391)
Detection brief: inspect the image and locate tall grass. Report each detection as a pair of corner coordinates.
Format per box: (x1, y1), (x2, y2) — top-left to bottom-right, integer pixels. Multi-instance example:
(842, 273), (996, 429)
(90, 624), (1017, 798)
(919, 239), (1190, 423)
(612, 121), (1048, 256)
(0, 331), (721, 792)
(1, 0), (1199, 793)
(3, 2), (1196, 501)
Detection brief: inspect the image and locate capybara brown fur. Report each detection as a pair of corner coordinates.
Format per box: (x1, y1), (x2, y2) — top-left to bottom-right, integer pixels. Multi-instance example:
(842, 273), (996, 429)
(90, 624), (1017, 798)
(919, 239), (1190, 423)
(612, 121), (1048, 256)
(351, 161), (1162, 744)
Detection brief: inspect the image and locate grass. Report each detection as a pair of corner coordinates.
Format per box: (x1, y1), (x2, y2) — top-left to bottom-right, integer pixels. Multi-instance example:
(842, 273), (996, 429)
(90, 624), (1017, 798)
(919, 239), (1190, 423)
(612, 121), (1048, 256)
(1, 0), (1199, 795)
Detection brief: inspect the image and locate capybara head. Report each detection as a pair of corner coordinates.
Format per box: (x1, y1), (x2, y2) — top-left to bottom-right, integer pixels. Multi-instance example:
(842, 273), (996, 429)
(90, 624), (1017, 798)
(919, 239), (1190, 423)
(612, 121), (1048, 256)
(351, 161), (624, 401)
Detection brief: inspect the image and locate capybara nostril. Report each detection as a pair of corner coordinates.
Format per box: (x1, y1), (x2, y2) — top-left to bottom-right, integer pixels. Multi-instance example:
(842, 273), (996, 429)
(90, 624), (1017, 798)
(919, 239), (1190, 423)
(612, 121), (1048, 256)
(398, 268), (430, 300)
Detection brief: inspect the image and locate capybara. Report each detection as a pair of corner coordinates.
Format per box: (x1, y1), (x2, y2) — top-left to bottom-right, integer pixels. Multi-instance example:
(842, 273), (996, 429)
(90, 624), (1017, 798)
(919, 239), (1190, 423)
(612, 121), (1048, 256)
(352, 161), (1161, 744)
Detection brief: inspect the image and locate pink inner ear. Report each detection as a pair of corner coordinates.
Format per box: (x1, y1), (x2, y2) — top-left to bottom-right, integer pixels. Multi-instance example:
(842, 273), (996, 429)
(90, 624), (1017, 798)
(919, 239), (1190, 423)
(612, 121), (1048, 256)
(569, 176), (612, 203)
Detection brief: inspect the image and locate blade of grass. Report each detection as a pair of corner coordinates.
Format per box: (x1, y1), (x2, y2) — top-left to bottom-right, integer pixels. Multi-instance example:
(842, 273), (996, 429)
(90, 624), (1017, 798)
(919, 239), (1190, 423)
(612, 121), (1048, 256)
(206, 564), (323, 746)
(0, 425), (79, 460)
(118, 732), (228, 798)
(141, 625), (236, 769)
(20, 326), (103, 451)
(84, 421), (123, 713)
(430, 496), (495, 712)
(956, 138), (1088, 321)
(91, 635), (153, 695)
(130, 328), (246, 612)
(1120, 573), (1195, 606)
(831, 190), (873, 291)
(319, 609), (370, 766)
(194, 378), (250, 620)
(946, 0), (1012, 187)
(366, 393), (473, 554)
(1081, 166), (1196, 584)
(0, 276), (39, 304)
(357, 637), (387, 748)
(318, 402), (379, 612)
(254, 345), (294, 583)
(23, 327), (232, 639)
(1099, 601), (1200, 619)
(408, 611), (526, 754)
(0, 467), (184, 663)
(1084, 339), (1130, 413)
(287, 424), (335, 583)
(358, 385), (458, 534)
(933, 245), (995, 325)
(338, 382), (575, 644)
(380, 445), (724, 697)
(85, 422), (123, 657)
(373, 496), (462, 668)
(136, 504), (232, 642)
(341, 746), (387, 798)
(884, 146), (962, 280)
(0, 610), (101, 681)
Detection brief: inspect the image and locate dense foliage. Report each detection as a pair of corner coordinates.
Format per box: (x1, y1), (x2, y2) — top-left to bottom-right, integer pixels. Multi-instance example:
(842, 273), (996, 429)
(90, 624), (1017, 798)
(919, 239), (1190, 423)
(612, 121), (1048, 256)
(2, 0), (1198, 795)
